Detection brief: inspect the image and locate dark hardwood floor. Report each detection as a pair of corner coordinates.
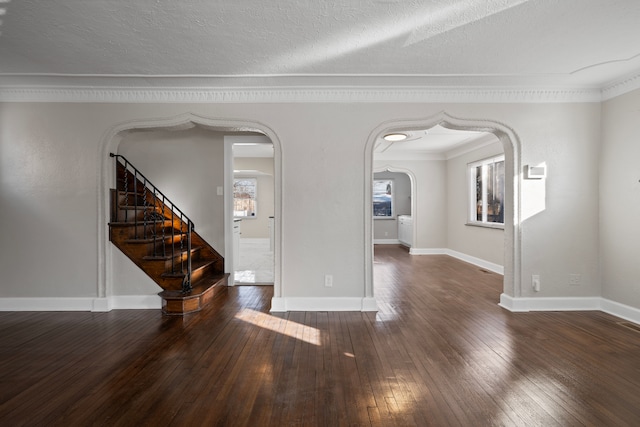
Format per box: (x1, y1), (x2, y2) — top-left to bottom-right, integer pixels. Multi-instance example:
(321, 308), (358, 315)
(2, 245), (640, 426)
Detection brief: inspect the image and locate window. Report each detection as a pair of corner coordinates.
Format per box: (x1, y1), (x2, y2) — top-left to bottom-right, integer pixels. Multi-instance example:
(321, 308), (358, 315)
(373, 179), (393, 218)
(234, 178), (257, 217)
(469, 155), (504, 227)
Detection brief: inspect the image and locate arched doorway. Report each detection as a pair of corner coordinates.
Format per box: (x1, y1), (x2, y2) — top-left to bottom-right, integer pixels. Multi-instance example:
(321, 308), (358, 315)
(364, 112), (521, 309)
(372, 167), (417, 248)
(97, 113), (283, 309)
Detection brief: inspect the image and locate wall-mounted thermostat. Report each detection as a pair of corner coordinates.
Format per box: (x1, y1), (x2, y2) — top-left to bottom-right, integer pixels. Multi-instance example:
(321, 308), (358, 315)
(525, 164), (546, 179)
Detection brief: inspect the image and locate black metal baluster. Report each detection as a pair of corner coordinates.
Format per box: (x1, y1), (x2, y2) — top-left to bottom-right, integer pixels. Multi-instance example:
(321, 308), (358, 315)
(133, 170), (138, 239)
(185, 220), (192, 293)
(123, 160), (129, 223)
(171, 209), (175, 274)
(180, 213), (185, 276)
(161, 196), (166, 258)
(142, 181), (148, 239)
(156, 191), (164, 256)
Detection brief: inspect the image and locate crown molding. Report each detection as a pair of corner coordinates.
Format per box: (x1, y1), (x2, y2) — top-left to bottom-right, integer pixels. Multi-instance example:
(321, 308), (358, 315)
(3, 70), (640, 103)
(601, 71), (640, 101)
(0, 84), (604, 104)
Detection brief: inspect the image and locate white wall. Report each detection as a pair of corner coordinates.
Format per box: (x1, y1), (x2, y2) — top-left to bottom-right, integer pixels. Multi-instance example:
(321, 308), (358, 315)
(446, 141), (505, 266)
(0, 100), (604, 311)
(373, 171), (411, 241)
(600, 88), (640, 308)
(234, 157), (274, 239)
(513, 102), (601, 299)
(118, 127), (225, 249)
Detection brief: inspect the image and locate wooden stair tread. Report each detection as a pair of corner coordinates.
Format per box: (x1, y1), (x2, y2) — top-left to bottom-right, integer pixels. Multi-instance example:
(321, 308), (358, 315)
(117, 190), (149, 196)
(125, 233), (187, 244)
(142, 246), (202, 261)
(118, 205), (160, 210)
(161, 258), (217, 278)
(109, 220), (172, 227)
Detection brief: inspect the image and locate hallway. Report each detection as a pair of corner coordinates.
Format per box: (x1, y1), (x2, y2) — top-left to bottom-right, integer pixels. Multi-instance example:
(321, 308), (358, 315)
(1, 246), (639, 425)
(234, 238), (274, 284)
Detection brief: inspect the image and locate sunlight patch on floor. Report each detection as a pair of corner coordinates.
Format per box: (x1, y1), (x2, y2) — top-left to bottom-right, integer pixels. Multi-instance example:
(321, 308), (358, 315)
(234, 308), (321, 346)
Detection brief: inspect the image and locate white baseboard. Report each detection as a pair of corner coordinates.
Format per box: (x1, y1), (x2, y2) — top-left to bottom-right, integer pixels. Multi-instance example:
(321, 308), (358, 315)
(374, 239), (400, 244)
(408, 248), (504, 275)
(0, 297), (96, 312)
(110, 295), (162, 310)
(0, 295), (372, 313)
(499, 294), (640, 325)
(0, 295), (162, 312)
(270, 297), (378, 312)
(444, 249), (504, 275)
(3, 294), (638, 326)
(601, 298), (640, 325)
(92, 298), (111, 312)
(409, 247), (446, 255)
(270, 297), (287, 312)
(499, 294), (601, 312)
(361, 297), (378, 311)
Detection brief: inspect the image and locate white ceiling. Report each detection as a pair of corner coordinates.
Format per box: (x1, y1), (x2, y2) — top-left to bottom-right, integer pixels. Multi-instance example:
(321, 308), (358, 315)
(374, 125), (498, 159)
(4, 1), (636, 153)
(1, 0), (640, 91)
(230, 135), (274, 158)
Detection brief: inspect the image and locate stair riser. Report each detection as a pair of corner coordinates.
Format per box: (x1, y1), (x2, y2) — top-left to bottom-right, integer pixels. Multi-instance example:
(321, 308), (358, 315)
(161, 275), (228, 315)
(159, 247), (203, 270)
(157, 276), (186, 291)
(156, 262), (217, 291)
(190, 263), (216, 284)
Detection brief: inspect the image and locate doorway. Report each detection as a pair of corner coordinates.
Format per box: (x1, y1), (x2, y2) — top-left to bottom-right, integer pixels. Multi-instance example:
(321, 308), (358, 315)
(99, 113), (283, 306)
(365, 114), (519, 308)
(229, 135), (275, 285)
(372, 170), (413, 247)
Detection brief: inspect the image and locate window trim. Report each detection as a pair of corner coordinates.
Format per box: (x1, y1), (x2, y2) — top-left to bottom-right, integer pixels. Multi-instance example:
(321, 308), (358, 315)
(373, 178), (394, 220)
(467, 155), (505, 229)
(233, 177), (258, 219)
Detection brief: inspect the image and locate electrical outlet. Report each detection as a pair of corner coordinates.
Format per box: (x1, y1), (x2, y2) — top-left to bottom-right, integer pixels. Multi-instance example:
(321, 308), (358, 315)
(569, 274), (581, 286)
(324, 274), (333, 287)
(532, 274), (540, 292)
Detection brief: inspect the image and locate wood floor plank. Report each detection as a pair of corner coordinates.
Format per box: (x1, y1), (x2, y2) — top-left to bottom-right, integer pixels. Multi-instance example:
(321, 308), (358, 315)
(2, 246), (640, 426)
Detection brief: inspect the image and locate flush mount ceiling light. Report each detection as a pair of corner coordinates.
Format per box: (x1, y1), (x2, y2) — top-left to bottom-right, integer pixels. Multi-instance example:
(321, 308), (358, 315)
(383, 133), (408, 141)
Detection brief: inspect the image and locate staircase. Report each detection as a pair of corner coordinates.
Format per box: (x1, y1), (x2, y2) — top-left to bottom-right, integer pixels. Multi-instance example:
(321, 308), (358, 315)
(108, 153), (228, 315)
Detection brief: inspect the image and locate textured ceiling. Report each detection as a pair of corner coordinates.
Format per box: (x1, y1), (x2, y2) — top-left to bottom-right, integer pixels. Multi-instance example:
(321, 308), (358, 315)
(1, 0), (640, 89)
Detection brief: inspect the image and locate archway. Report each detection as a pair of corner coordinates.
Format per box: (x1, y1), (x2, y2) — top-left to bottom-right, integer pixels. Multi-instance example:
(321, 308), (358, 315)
(372, 166), (417, 248)
(364, 112), (521, 309)
(96, 113), (282, 309)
